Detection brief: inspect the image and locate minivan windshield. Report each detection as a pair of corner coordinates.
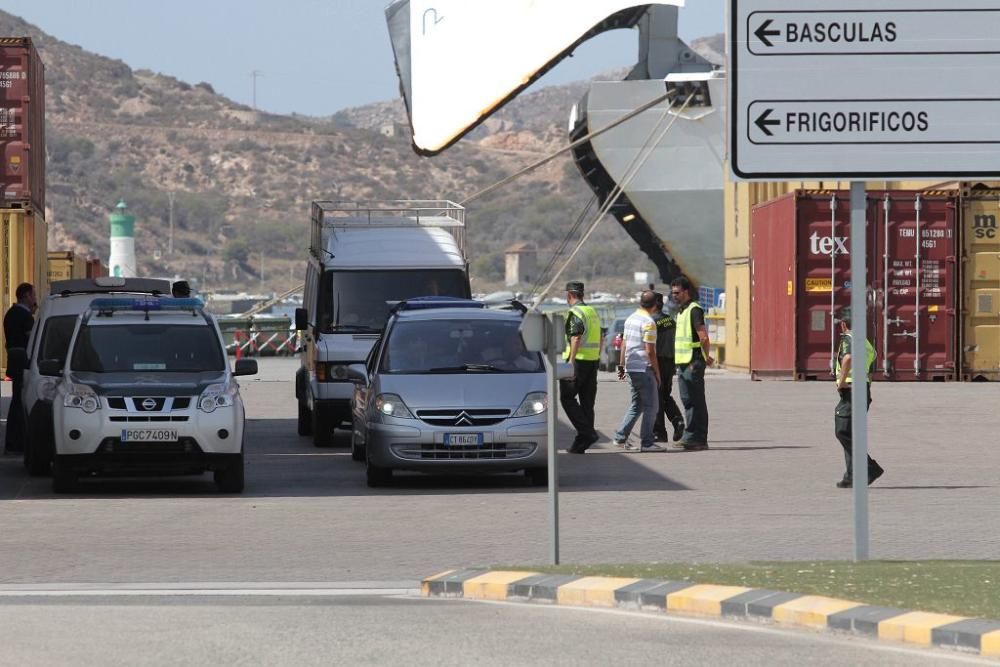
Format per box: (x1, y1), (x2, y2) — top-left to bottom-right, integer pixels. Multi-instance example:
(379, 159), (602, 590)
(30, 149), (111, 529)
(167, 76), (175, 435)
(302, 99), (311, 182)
(381, 319), (543, 374)
(319, 269), (469, 333)
(70, 324), (225, 373)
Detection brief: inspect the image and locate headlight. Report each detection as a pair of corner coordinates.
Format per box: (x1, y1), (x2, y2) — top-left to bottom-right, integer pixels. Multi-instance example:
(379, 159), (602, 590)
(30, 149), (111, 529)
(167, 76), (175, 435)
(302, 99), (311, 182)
(513, 391), (548, 418)
(63, 384), (100, 414)
(373, 393), (413, 419)
(317, 363), (350, 382)
(199, 383), (236, 413)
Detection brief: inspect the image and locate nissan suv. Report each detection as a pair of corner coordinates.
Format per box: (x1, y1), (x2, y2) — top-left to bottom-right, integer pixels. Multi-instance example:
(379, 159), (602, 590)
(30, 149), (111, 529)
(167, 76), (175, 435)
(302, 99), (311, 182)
(45, 296), (257, 493)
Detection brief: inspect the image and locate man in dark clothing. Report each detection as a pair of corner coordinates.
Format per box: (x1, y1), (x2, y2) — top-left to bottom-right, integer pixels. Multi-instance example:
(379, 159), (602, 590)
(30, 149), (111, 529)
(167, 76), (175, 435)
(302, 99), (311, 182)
(4, 283), (36, 454)
(560, 281), (602, 453)
(671, 276), (713, 451)
(833, 307), (884, 488)
(652, 292), (685, 442)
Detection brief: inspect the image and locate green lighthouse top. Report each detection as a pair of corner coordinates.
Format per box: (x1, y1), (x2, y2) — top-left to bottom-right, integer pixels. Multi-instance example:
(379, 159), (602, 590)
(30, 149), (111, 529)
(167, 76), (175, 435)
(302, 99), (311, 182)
(110, 199), (135, 237)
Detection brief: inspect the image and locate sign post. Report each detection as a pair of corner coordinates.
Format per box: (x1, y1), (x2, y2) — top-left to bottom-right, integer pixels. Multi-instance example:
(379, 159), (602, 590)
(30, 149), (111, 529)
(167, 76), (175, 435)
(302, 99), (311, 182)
(730, 0), (1000, 561)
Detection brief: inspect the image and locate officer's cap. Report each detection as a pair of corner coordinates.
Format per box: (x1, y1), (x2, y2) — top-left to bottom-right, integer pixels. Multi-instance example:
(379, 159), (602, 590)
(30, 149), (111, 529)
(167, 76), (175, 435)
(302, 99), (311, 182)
(565, 281), (585, 295)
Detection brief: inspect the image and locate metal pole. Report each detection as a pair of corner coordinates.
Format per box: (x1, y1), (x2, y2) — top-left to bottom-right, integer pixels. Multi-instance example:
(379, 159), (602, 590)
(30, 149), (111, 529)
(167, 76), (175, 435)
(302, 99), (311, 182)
(849, 181), (870, 561)
(829, 195), (838, 375)
(914, 196), (923, 375)
(883, 194), (890, 377)
(544, 315), (561, 565)
(168, 191), (175, 256)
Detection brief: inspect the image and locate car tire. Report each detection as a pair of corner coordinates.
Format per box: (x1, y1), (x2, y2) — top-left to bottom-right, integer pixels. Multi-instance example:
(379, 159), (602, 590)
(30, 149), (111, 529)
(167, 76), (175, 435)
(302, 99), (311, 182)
(297, 400), (313, 436)
(366, 458), (392, 487)
(51, 458), (77, 494)
(350, 426), (365, 462)
(526, 467), (548, 487)
(24, 434), (51, 477)
(214, 453), (245, 493)
(312, 410), (334, 447)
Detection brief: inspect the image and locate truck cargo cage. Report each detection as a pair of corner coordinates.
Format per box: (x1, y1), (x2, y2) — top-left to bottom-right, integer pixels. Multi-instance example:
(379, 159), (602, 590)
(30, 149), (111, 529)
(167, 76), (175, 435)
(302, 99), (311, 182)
(310, 200), (466, 259)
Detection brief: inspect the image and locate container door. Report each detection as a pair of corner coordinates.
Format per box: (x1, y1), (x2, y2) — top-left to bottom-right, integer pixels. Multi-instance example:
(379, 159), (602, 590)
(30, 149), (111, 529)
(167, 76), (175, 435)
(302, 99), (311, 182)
(877, 194), (958, 381)
(749, 194), (797, 378)
(963, 196), (1000, 381)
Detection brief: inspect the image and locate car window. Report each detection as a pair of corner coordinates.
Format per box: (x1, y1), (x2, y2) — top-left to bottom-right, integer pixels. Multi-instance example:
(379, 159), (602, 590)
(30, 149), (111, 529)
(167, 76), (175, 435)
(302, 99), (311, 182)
(381, 319), (542, 374)
(37, 315), (78, 365)
(70, 324), (225, 373)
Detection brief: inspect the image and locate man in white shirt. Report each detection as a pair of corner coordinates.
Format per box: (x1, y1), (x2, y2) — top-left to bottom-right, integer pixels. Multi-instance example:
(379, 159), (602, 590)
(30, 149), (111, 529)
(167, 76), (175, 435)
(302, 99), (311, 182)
(613, 290), (663, 452)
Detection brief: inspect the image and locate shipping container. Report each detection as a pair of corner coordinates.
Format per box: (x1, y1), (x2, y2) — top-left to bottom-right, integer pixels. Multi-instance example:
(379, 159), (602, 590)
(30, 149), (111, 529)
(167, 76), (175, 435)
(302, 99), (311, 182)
(47, 250), (86, 282)
(1, 206), (47, 375)
(749, 190), (958, 382)
(723, 260), (751, 371)
(961, 190), (1000, 381)
(85, 258), (107, 279)
(0, 38), (45, 213)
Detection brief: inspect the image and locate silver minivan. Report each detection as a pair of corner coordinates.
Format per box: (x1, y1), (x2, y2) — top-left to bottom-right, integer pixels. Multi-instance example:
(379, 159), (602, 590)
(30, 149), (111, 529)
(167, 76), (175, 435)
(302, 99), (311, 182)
(350, 299), (549, 487)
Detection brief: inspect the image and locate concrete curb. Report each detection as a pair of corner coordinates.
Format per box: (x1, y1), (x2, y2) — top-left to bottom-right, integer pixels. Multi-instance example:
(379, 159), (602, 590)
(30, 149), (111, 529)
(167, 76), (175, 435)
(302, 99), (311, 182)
(422, 570), (1000, 659)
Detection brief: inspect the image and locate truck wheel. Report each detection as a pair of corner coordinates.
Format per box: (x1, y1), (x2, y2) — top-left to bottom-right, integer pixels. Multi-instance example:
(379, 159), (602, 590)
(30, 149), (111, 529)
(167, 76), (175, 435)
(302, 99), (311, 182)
(350, 426), (365, 462)
(297, 400), (313, 436)
(52, 458), (77, 494)
(366, 458), (392, 487)
(525, 467), (548, 487)
(214, 454), (245, 493)
(312, 410), (334, 447)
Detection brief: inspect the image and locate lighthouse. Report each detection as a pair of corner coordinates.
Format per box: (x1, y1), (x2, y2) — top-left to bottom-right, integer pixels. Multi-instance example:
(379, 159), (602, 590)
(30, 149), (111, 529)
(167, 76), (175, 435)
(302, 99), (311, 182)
(108, 199), (137, 278)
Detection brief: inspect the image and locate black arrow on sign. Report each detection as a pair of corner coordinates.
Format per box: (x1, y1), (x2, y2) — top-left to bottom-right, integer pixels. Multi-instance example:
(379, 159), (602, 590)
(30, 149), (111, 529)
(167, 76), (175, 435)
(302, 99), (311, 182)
(755, 108), (780, 136)
(754, 19), (781, 47)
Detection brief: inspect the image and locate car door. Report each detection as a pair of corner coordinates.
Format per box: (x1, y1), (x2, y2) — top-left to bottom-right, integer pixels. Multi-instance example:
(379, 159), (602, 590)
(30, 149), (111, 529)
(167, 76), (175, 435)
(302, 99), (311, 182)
(353, 336), (381, 443)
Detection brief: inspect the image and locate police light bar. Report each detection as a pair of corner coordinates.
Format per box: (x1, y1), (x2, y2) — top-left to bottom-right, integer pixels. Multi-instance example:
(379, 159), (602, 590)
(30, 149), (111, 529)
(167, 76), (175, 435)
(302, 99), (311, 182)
(90, 297), (204, 313)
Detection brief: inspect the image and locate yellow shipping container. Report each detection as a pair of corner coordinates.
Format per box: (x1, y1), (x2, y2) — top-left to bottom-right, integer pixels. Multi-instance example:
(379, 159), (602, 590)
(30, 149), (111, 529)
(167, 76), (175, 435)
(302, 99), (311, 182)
(47, 250), (86, 283)
(723, 260), (751, 372)
(961, 192), (1000, 381)
(1, 207), (48, 375)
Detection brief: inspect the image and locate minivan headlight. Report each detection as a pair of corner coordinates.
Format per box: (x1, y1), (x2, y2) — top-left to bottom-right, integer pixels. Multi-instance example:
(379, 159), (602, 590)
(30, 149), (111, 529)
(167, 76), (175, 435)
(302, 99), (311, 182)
(374, 393), (414, 419)
(199, 383), (236, 413)
(63, 384), (100, 414)
(513, 392), (547, 418)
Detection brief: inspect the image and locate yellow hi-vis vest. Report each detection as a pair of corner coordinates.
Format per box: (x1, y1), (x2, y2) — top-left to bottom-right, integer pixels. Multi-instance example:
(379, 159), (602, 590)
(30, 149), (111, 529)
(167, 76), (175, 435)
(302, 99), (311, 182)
(835, 332), (877, 384)
(674, 301), (703, 364)
(564, 303), (602, 361)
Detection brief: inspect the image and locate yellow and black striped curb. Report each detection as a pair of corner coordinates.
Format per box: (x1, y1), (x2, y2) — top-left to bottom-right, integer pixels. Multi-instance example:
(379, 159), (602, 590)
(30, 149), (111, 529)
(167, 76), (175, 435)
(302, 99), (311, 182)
(423, 570), (1000, 659)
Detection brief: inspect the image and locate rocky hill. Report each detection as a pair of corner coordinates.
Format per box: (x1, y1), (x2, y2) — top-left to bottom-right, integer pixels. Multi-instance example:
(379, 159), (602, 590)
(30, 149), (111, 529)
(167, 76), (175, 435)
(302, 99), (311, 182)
(12, 9), (722, 294)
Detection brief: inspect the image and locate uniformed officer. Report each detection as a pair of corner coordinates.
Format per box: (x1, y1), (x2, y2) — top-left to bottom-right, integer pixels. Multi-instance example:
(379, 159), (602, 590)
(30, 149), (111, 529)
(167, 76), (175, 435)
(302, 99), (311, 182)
(652, 292), (684, 442)
(3, 282), (36, 454)
(560, 281), (602, 453)
(671, 276), (713, 451)
(833, 307), (884, 488)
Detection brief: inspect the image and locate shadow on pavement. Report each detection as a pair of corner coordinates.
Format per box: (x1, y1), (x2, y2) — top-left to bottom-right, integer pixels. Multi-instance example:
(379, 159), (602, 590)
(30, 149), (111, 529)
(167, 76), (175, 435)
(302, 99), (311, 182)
(874, 485), (993, 491)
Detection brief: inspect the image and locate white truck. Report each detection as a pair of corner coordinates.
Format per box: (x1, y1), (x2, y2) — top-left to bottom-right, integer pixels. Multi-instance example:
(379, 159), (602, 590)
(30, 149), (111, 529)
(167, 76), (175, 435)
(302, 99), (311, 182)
(294, 201), (470, 445)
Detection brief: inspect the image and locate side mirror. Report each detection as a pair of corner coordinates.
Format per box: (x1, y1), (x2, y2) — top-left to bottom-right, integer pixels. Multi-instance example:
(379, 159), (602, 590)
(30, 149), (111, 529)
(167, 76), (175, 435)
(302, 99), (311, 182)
(346, 363), (368, 384)
(556, 361), (575, 381)
(233, 359), (258, 377)
(294, 308), (308, 332)
(38, 359), (63, 377)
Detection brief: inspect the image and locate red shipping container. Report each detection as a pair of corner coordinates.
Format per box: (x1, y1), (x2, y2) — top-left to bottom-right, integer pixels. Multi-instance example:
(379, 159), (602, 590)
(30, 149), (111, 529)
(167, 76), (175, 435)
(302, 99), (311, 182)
(750, 191), (958, 382)
(0, 37), (45, 213)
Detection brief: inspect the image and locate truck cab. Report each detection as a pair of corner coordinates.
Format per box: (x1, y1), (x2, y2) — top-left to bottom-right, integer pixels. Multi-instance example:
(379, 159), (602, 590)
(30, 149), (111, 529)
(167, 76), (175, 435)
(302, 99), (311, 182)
(295, 201), (470, 445)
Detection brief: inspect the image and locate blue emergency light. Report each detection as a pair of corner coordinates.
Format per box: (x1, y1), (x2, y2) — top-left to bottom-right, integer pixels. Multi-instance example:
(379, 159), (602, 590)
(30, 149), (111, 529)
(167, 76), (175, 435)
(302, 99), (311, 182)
(90, 297), (204, 315)
(391, 296), (485, 313)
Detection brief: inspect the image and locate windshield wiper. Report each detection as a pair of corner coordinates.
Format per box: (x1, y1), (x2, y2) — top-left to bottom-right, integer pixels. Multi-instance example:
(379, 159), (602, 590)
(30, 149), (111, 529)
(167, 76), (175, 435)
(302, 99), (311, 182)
(427, 364), (505, 373)
(330, 324), (381, 333)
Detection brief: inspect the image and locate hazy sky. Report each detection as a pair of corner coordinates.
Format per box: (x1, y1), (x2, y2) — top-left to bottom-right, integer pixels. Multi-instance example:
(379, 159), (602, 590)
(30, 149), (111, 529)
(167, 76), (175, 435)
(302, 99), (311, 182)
(3, 0), (725, 116)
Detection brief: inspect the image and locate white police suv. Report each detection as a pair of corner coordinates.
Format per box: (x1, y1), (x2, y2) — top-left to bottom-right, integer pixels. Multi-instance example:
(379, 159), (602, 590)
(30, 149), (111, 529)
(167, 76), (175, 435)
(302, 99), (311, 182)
(45, 297), (257, 493)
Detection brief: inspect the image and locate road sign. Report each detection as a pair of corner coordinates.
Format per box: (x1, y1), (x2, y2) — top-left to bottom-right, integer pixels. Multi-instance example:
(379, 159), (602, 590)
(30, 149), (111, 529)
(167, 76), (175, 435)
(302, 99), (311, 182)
(729, 1), (1000, 180)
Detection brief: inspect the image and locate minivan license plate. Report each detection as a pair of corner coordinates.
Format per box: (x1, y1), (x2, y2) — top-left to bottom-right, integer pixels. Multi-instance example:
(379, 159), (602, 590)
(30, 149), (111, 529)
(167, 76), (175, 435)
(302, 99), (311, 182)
(121, 429), (178, 443)
(445, 433), (483, 447)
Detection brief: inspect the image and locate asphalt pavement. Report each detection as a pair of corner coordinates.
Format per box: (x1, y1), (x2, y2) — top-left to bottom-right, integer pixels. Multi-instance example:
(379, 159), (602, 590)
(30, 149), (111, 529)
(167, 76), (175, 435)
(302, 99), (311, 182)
(0, 589), (990, 666)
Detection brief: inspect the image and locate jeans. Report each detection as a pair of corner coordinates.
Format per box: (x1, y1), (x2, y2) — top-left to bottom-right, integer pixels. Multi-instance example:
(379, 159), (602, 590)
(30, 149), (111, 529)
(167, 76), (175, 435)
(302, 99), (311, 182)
(559, 359), (599, 442)
(614, 369), (658, 447)
(677, 357), (708, 444)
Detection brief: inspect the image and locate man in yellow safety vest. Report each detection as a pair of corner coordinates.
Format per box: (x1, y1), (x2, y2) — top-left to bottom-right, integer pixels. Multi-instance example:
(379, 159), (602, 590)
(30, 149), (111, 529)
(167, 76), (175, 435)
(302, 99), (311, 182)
(833, 307), (884, 488)
(672, 277), (712, 451)
(561, 281), (602, 453)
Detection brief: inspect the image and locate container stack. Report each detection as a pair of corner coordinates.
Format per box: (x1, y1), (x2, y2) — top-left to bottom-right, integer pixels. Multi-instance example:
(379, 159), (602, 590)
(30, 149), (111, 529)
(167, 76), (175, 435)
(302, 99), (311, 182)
(0, 37), (47, 376)
(723, 178), (1000, 382)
